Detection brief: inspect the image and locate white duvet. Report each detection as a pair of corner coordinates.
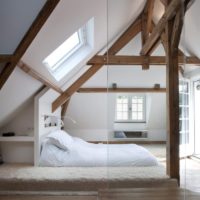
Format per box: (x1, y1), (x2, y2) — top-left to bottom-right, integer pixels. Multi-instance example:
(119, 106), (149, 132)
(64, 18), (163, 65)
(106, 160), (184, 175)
(40, 131), (158, 167)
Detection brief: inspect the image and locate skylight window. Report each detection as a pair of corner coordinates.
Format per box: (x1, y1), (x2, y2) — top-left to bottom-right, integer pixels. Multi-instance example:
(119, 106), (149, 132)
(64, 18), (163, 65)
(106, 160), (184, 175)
(43, 29), (85, 71)
(42, 18), (94, 82)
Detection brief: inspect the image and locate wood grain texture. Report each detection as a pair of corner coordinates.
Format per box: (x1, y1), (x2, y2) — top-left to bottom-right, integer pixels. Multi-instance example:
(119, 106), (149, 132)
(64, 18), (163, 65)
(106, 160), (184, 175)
(165, 0), (183, 181)
(87, 55), (200, 65)
(52, 18), (142, 112)
(18, 61), (62, 94)
(140, 0), (182, 55)
(0, 55), (14, 63)
(141, 0), (155, 69)
(77, 87), (166, 93)
(0, 0), (60, 90)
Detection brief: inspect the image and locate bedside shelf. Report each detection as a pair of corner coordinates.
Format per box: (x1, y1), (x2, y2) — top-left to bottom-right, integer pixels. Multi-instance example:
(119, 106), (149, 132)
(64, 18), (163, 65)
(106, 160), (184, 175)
(0, 136), (34, 142)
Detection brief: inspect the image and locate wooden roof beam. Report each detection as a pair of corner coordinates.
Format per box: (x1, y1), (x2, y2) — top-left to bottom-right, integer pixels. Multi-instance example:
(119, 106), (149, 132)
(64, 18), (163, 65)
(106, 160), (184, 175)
(18, 61), (62, 94)
(0, 55), (15, 63)
(77, 87), (166, 93)
(87, 55), (200, 66)
(141, 0), (155, 69)
(52, 17), (142, 112)
(140, 0), (182, 56)
(0, 0), (60, 90)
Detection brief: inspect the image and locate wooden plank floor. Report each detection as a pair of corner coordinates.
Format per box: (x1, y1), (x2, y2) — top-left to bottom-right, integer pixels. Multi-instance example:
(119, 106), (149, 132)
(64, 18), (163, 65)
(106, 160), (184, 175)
(1, 188), (200, 200)
(0, 195), (97, 200)
(99, 188), (200, 200)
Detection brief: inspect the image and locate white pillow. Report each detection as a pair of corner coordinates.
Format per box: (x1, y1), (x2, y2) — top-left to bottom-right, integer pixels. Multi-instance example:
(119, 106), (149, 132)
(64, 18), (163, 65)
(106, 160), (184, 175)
(47, 130), (74, 150)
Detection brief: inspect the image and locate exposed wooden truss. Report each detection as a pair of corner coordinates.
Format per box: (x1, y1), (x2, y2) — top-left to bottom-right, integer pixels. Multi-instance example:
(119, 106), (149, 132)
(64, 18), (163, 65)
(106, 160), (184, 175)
(140, 0), (182, 56)
(0, 0), (60, 90)
(52, 17), (142, 112)
(141, 0), (155, 69)
(87, 55), (200, 66)
(77, 87), (166, 93)
(0, 55), (14, 63)
(165, 0), (184, 181)
(18, 61), (62, 94)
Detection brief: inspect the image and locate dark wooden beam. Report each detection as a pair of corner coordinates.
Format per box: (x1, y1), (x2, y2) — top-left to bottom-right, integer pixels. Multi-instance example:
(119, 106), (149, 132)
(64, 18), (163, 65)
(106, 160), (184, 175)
(18, 61), (63, 94)
(87, 55), (200, 65)
(0, 0), (60, 90)
(52, 17), (142, 112)
(165, 0), (184, 181)
(77, 87), (166, 93)
(140, 0), (182, 56)
(141, 0), (155, 69)
(171, 9), (183, 50)
(0, 55), (14, 63)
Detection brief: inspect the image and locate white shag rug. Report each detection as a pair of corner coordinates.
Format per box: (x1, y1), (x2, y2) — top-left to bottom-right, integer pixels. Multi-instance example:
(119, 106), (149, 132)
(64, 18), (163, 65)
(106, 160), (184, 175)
(0, 164), (167, 181)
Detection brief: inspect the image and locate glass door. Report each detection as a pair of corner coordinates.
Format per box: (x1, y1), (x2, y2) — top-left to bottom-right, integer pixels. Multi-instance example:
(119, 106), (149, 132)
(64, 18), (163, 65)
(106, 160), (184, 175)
(179, 79), (194, 157)
(193, 80), (200, 157)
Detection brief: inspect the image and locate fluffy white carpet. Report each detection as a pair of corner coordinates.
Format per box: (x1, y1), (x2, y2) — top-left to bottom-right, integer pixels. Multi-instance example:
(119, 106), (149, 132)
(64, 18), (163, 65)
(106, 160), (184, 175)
(0, 164), (167, 181)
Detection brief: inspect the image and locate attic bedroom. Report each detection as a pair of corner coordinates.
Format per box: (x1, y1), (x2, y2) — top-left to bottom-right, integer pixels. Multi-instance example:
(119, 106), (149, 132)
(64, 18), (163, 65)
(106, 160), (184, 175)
(0, 0), (200, 199)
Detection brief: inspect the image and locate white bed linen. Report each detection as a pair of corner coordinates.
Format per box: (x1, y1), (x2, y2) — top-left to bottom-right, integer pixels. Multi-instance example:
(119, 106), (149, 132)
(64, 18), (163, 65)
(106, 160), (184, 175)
(40, 135), (159, 167)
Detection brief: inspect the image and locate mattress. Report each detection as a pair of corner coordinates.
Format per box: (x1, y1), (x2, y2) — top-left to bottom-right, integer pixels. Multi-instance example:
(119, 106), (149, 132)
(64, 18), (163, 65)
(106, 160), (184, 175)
(39, 131), (159, 167)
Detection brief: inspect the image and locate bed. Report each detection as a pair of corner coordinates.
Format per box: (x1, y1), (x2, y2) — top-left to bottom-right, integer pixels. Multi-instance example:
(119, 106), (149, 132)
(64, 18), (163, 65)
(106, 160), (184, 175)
(39, 130), (159, 167)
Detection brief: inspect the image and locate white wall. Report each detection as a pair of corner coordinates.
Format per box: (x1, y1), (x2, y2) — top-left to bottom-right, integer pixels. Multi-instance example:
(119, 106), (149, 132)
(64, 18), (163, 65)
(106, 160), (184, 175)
(34, 88), (61, 166)
(0, 100), (34, 136)
(0, 100), (35, 164)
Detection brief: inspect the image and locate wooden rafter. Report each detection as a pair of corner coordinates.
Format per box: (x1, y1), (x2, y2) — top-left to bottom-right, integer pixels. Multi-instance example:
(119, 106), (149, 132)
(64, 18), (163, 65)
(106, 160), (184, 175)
(141, 0), (155, 69)
(87, 55), (200, 65)
(140, 0), (182, 56)
(0, 0), (60, 90)
(77, 88), (166, 93)
(171, 9), (183, 50)
(18, 61), (62, 94)
(52, 17), (142, 112)
(0, 55), (14, 63)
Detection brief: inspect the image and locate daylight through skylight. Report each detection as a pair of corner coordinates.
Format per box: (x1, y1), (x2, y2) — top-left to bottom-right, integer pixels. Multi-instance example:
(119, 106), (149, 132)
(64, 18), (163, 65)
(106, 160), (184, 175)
(43, 31), (83, 71)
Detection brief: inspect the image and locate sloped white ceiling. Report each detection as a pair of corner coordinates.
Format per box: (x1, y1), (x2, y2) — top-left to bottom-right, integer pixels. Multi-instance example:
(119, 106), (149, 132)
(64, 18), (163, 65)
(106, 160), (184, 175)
(0, 67), (42, 127)
(0, 0), (47, 54)
(22, 0), (146, 88)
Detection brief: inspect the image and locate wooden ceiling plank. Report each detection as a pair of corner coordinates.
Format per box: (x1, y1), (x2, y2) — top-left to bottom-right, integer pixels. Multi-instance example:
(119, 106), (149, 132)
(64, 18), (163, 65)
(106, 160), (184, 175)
(77, 87), (166, 93)
(140, 0), (182, 56)
(18, 61), (62, 94)
(0, 0), (60, 90)
(52, 17), (142, 112)
(87, 55), (200, 65)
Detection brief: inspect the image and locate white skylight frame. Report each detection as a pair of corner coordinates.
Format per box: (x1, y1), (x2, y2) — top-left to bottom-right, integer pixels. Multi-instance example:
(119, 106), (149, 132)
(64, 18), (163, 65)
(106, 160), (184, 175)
(42, 18), (94, 82)
(43, 27), (86, 72)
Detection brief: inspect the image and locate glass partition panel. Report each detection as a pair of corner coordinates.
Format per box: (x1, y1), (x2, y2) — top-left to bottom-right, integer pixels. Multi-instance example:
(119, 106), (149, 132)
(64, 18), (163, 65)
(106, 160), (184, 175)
(106, 0), (168, 194)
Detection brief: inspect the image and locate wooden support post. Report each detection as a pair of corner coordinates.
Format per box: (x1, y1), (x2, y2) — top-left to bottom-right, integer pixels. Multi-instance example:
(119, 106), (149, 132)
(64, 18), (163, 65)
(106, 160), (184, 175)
(165, 0), (184, 181)
(141, 0), (155, 70)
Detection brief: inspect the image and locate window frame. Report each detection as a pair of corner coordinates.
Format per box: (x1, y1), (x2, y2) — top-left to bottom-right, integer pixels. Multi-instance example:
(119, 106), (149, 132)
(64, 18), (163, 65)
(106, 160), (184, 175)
(115, 94), (146, 123)
(43, 26), (87, 73)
